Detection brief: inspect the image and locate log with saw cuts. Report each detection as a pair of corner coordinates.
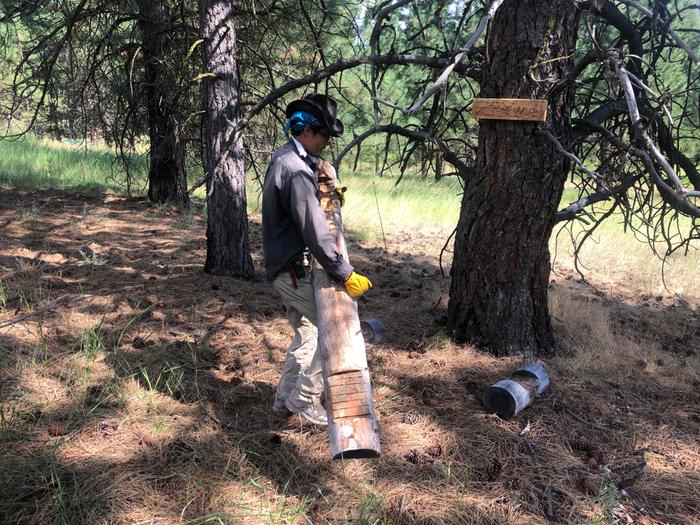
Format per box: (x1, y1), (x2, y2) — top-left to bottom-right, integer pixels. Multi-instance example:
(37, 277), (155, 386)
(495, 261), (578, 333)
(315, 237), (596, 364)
(312, 161), (381, 459)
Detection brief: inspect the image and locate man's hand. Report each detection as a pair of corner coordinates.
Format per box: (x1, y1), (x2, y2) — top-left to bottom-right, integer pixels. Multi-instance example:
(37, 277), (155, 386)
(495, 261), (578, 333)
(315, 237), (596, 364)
(344, 271), (373, 298)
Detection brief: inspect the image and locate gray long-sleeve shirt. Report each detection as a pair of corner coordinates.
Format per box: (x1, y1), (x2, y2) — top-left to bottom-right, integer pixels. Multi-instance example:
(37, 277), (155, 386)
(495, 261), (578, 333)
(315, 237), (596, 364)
(262, 140), (353, 283)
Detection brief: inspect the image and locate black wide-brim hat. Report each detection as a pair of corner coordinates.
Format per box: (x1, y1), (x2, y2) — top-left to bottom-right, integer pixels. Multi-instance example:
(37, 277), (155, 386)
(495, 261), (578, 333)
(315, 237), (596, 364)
(285, 93), (344, 137)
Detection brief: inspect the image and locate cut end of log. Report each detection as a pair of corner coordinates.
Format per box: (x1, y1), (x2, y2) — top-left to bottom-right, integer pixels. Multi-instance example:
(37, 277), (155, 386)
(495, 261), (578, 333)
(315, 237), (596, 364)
(333, 448), (381, 460)
(482, 363), (550, 418)
(360, 319), (386, 343)
(483, 384), (518, 418)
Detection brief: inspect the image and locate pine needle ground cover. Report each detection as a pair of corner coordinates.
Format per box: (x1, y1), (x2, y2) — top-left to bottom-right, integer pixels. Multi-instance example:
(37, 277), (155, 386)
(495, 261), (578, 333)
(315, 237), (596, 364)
(0, 187), (698, 524)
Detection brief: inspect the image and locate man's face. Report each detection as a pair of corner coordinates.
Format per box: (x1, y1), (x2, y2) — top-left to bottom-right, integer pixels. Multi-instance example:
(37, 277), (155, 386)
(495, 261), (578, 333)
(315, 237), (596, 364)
(298, 126), (331, 157)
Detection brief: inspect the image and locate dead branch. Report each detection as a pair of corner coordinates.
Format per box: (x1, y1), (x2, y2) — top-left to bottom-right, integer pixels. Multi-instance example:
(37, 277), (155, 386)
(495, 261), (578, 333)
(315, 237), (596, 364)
(619, 0), (699, 62)
(406, 0), (503, 115)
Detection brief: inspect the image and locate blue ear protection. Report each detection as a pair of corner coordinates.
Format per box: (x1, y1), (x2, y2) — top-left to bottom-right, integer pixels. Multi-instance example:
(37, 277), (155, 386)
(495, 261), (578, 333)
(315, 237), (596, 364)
(284, 111), (322, 134)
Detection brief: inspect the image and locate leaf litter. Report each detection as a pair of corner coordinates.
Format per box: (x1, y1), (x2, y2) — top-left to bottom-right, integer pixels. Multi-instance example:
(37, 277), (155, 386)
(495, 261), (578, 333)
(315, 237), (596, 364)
(0, 190), (698, 524)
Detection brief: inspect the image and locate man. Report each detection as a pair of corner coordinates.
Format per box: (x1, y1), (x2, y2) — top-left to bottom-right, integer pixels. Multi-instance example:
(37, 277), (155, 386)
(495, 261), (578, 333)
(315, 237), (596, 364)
(262, 93), (372, 426)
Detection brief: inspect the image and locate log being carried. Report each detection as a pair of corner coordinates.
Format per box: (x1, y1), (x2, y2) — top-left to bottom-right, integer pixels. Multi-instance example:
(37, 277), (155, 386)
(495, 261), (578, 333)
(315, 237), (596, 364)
(261, 93), (380, 458)
(314, 159), (381, 458)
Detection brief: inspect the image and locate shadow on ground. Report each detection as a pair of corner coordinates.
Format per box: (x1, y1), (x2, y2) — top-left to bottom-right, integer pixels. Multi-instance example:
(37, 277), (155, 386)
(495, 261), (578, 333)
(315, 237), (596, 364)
(1, 190), (698, 524)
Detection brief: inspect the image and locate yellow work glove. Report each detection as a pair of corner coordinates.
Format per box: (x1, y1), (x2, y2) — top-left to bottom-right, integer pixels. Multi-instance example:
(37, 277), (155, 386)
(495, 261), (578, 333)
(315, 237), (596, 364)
(337, 186), (347, 207)
(344, 271), (373, 298)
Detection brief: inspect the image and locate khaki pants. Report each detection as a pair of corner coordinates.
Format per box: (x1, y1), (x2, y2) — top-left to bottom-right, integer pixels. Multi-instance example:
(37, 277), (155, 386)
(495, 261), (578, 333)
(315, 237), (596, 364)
(273, 271), (324, 407)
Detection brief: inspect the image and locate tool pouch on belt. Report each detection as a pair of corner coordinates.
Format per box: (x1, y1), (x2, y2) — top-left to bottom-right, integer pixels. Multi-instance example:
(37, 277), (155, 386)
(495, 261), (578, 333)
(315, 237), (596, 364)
(290, 258), (306, 279)
(285, 256), (307, 289)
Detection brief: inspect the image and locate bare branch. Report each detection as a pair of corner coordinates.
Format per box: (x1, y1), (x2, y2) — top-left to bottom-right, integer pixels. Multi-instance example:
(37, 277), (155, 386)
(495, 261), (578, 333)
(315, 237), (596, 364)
(618, 0), (700, 62)
(574, 118), (700, 218)
(369, 0), (412, 125)
(406, 0), (503, 115)
(191, 53), (476, 193)
(555, 174), (635, 222)
(618, 67), (698, 197)
(332, 123), (473, 180)
(625, 70), (673, 125)
(536, 129), (607, 186)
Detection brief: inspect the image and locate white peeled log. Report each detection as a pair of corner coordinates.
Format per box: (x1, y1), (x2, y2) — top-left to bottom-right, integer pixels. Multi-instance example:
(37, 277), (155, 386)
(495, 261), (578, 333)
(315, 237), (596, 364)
(312, 161), (381, 459)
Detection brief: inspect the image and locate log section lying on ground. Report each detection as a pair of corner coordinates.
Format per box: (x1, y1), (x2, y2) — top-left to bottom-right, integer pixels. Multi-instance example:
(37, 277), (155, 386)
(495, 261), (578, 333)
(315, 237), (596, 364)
(482, 363), (550, 418)
(312, 161), (381, 459)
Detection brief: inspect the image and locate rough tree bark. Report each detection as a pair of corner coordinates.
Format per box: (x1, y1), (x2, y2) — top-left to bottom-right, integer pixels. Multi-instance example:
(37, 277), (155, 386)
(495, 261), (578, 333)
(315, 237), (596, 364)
(137, 0), (189, 208)
(447, 0), (580, 356)
(200, 0), (254, 278)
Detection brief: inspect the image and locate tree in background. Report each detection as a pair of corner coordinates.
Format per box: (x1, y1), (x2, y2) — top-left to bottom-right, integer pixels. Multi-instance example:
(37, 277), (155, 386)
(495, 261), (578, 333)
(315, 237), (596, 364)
(137, 0), (190, 208)
(200, 0), (254, 278)
(0, 0), (197, 206)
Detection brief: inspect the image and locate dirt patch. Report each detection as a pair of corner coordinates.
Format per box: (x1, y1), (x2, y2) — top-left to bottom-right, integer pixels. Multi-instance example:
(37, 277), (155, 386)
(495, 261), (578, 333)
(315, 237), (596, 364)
(0, 190), (698, 524)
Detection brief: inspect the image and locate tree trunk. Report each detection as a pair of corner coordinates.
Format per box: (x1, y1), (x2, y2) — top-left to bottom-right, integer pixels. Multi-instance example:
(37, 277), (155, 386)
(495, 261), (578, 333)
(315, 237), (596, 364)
(200, 0), (254, 278)
(447, 0), (580, 356)
(137, 0), (189, 209)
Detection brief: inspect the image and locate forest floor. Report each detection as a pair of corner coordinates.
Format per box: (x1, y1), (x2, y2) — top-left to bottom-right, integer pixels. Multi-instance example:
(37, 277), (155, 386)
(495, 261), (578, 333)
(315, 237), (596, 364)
(1, 189), (699, 525)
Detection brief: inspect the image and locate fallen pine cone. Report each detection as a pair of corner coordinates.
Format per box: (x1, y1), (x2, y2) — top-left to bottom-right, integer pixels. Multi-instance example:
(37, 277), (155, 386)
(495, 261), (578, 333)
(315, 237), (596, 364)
(425, 444), (442, 458)
(577, 476), (597, 495)
(48, 423), (64, 437)
(484, 458), (503, 482)
(569, 437), (592, 453)
(404, 449), (434, 465)
(586, 447), (605, 465)
(420, 387), (439, 407)
(401, 412), (421, 425)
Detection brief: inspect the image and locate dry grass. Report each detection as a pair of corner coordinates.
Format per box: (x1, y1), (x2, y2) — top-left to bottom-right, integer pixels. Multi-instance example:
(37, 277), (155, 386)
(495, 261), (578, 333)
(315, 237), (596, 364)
(0, 189), (698, 525)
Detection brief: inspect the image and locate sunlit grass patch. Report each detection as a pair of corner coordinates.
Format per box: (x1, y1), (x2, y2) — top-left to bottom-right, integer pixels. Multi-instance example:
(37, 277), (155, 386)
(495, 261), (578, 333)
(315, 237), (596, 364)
(552, 213), (700, 298)
(0, 278), (7, 314)
(248, 170), (464, 245)
(80, 322), (106, 360)
(77, 247), (108, 266)
(1, 256), (48, 313)
(0, 136), (146, 193)
(550, 286), (700, 391)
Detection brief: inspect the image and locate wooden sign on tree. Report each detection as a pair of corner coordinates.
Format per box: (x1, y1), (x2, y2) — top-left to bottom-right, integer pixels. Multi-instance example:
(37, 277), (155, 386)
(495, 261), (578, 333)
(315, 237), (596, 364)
(472, 98), (548, 121)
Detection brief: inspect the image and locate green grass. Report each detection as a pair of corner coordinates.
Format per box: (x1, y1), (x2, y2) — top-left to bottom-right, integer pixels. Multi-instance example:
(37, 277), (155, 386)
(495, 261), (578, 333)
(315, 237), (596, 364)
(0, 136), (146, 193)
(0, 135), (554, 239)
(80, 322), (106, 360)
(0, 278), (6, 314)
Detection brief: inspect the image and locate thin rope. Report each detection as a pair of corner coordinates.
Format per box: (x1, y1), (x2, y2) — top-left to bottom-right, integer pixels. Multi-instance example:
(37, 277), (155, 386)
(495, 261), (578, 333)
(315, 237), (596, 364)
(372, 180), (388, 252)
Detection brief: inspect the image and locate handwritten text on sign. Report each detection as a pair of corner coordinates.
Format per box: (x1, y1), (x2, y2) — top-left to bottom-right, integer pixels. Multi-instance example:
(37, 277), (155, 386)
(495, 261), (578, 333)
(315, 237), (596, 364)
(472, 98), (548, 122)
